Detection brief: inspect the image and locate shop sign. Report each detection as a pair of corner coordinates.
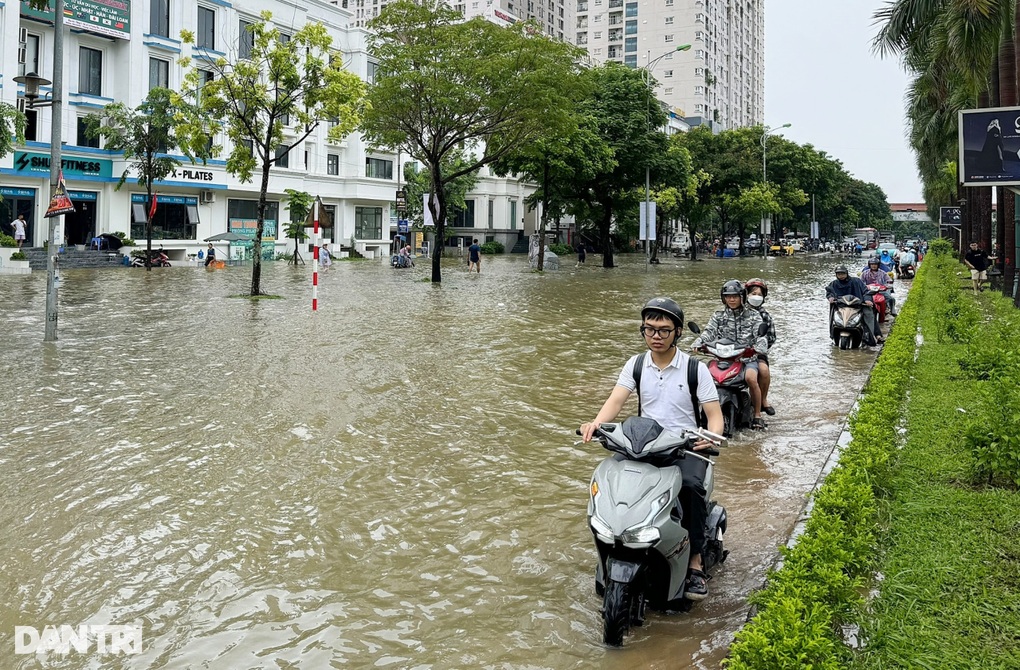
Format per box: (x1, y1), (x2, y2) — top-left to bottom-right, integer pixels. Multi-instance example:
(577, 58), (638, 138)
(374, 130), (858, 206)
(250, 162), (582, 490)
(20, 0), (130, 41)
(167, 167), (217, 183)
(0, 187), (36, 198)
(229, 218), (277, 240)
(130, 193), (198, 206)
(68, 191), (98, 201)
(14, 152), (113, 179)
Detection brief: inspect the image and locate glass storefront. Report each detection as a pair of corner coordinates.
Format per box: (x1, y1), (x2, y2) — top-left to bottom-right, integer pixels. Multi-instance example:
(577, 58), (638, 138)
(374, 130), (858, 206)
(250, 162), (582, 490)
(131, 194), (200, 240)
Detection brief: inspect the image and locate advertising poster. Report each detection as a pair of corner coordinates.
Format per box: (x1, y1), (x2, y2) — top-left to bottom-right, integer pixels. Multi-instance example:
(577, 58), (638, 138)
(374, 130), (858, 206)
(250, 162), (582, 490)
(959, 107), (1020, 186)
(229, 219), (277, 260)
(21, 0), (130, 41)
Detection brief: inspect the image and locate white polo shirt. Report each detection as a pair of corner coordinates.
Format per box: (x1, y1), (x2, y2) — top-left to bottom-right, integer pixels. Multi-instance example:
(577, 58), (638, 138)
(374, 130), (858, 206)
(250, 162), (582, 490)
(616, 349), (719, 433)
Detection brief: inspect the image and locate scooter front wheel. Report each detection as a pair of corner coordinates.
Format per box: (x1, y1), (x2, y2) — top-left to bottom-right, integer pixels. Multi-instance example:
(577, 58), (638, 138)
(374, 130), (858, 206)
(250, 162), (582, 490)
(838, 334), (851, 350)
(602, 580), (631, 647)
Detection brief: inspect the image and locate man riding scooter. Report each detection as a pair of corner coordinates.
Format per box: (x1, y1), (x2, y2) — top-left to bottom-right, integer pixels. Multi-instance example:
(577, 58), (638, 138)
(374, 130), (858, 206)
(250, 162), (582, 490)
(860, 255), (896, 317)
(826, 265), (879, 345)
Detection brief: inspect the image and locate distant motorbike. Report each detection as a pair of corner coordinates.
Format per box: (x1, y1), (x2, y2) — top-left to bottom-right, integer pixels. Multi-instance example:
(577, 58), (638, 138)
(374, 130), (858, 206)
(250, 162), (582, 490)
(390, 254), (414, 269)
(899, 262), (916, 279)
(584, 417), (727, 647)
(131, 248), (171, 267)
(829, 295), (868, 350)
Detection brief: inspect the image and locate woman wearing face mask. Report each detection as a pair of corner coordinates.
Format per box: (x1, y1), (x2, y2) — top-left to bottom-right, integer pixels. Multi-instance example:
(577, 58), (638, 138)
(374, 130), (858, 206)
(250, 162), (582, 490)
(744, 278), (776, 419)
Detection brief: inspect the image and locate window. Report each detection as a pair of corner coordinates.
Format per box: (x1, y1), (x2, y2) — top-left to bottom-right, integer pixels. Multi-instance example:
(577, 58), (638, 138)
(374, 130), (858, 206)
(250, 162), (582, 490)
(365, 157), (393, 179)
(664, 34), (674, 42)
(274, 145), (290, 168)
(695, 85), (705, 94)
(664, 87), (673, 95)
(664, 16), (673, 24)
(624, 54), (637, 67)
(663, 69), (673, 77)
(625, 2), (637, 16)
(695, 67), (704, 76)
(695, 30), (704, 40)
(625, 37), (636, 52)
(197, 69), (213, 103)
(453, 200), (475, 228)
(696, 49), (705, 59)
(509, 199), (517, 229)
(367, 60), (378, 84)
(150, 0), (170, 37)
(76, 117), (100, 148)
(25, 110), (38, 142)
(79, 47), (102, 96)
(198, 7), (216, 49)
(487, 199), (494, 228)
(133, 194), (202, 240)
(625, 20), (637, 34)
(355, 206), (382, 239)
(664, 0), (672, 5)
(149, 58), (169, 90)
(594, 31), (602, 38)
(327, 154), (339, 175)
(19, 34), (40, 78)
(239, 19), (254, 59)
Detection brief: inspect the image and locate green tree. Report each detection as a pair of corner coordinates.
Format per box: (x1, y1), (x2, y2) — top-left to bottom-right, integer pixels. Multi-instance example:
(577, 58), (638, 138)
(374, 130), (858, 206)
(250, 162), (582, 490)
(85, 87), (209, 269)
(362, 0), (585, 282)
(282, 189), (314, 265)
(178, 13), (367, 295)
(564, 63), (669, 268)
(0, 102), (26, 160)
(491, 109), (613, 270)
(400, 155), (480, 237)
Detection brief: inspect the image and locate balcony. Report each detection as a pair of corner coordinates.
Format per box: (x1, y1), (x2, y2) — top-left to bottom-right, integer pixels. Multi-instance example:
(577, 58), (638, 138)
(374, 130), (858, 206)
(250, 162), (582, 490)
(608, 29), (622, 41)
(577, 1), (587, 10)
(608, 0), (622, 7)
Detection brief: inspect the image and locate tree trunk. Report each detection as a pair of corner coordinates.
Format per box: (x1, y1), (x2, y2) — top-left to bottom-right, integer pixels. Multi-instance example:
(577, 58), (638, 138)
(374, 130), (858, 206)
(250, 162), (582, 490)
(429, 163), (447, 283)
(538, 159), (548, 271)
(250, 163), (271, 295)
(600, 199), (615, 268)
(145, 185), (153, 271)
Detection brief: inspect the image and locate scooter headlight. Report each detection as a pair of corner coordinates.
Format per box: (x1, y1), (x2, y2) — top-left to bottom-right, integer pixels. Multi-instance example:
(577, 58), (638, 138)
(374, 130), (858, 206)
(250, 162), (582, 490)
(622, 526), (661, 544)
(833, 311), (845, 327)
(848, 312), (862, 326)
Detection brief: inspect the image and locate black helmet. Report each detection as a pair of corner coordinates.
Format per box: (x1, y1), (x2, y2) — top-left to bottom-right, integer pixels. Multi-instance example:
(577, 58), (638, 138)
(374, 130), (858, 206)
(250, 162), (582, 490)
(835, 264), (849, 275)
(868, 255), (880, 265)
(720, 279), (746, 304)
(641, 297), (684, 328)
(744, 277), (768, 298)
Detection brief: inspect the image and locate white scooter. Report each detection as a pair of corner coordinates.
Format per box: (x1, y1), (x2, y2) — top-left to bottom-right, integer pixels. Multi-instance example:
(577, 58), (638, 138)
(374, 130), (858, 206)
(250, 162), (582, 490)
(584, 417), (727, 646)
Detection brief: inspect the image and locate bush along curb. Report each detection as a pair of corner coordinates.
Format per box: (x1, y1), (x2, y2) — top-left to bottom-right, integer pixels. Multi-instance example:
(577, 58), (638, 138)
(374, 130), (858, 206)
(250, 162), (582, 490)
(723, 254), (929, 669)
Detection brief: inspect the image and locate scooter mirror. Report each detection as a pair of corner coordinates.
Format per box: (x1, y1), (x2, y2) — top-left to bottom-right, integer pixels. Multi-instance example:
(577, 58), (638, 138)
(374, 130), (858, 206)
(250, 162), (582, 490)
(687, 321), (701, 334)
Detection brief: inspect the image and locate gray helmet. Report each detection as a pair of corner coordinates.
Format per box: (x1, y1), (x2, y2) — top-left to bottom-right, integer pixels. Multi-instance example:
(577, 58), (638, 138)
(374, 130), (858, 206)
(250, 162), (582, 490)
(641, 297), (684, 328)
(868, 255), (880, 265)
(835, 265), (849, 275)
(720, 279), (746, 304)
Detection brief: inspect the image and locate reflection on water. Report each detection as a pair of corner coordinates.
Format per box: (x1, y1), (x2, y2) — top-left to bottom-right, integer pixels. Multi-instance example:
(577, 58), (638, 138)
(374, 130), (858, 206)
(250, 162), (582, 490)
(0, 253), (898, 668)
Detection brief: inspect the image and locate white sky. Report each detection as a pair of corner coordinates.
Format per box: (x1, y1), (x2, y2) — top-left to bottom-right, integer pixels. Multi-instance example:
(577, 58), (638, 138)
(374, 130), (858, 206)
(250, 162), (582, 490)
(765, 0), (923, 203)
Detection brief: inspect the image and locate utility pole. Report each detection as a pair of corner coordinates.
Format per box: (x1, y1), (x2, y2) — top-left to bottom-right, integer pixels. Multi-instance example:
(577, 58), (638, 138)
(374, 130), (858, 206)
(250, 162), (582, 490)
(44, 0), (66, 342)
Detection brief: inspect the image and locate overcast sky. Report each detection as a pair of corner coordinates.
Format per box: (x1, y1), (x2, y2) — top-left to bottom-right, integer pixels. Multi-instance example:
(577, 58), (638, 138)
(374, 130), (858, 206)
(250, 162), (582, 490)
(765, 1), (923, 203)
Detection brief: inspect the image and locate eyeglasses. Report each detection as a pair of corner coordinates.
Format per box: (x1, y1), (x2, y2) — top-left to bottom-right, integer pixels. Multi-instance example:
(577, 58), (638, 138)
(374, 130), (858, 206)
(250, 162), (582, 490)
(641, 326), (675, 338)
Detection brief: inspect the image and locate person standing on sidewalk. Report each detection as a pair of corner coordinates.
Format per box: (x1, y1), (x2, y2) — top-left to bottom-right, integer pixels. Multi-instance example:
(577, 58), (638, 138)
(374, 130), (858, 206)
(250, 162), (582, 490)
(11, 214), (27, 248)
(964, 241), (992, 293)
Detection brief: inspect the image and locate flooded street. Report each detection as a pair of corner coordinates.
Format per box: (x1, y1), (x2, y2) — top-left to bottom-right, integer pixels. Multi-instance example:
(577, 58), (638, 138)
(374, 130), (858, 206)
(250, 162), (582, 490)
(0, 252), (897, 668)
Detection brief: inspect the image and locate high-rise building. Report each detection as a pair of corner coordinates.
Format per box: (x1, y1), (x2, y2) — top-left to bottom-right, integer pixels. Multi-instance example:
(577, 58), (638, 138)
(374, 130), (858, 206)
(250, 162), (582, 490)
(351, 0), (568, 41)
(575, 0), (763, 130)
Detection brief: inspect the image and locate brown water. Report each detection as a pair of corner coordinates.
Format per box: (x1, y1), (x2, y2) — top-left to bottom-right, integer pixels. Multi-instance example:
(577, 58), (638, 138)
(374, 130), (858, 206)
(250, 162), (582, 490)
(0, 253), (897, 669)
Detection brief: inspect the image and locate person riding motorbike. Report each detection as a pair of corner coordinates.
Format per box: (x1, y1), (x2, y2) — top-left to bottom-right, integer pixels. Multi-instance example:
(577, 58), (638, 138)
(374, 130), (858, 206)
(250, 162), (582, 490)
(878, 249), (894, 274)
(897, 247), (917, 278)
(860, 255), (896, 318)
(744, 278), (776, 420)
(579, 297), (724, 600)
(690, 280), (769, 431)
(826, 265), (879, 345)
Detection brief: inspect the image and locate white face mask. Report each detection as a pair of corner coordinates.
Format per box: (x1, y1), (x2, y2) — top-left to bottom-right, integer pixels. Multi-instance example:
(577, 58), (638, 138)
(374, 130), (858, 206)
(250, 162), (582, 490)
(747, 295), (764, 307)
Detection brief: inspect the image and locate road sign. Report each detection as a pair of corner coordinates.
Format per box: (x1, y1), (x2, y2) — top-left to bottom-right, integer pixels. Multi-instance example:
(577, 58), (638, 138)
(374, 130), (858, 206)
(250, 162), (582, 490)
(395, 189), (406, 214)
(397, 219), (409, 233)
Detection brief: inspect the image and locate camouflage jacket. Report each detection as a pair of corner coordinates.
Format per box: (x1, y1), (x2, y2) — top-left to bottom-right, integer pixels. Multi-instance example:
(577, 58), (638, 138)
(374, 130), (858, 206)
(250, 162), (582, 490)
(691, 306), (768, 357)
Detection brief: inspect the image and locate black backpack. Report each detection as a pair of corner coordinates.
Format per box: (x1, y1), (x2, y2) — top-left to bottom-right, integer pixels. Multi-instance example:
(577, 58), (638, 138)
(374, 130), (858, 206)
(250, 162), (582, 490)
(632, 351), (706, 429)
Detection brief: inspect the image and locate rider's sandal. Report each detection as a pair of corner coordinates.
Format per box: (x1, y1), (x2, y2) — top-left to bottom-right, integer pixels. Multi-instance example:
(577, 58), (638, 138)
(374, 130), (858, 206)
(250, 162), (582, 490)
(763, 404), (776, 416)
(751, 417), (767, 431)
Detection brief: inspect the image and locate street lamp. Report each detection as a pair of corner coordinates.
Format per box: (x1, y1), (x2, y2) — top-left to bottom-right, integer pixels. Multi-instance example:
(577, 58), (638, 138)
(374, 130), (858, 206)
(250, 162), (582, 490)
(642, 44), (691, 268)
(14, 0), (66, 342)
(760, 123), (790, 248)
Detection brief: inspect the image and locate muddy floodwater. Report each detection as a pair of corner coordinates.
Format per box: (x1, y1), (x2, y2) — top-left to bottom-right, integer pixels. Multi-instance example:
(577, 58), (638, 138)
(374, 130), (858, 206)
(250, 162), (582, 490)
(0, 252), (900, 668)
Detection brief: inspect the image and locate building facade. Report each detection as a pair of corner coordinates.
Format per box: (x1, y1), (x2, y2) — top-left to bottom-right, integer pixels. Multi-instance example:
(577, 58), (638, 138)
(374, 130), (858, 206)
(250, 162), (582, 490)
(0, 0), (534, 259)
(575, 0), (763, 130)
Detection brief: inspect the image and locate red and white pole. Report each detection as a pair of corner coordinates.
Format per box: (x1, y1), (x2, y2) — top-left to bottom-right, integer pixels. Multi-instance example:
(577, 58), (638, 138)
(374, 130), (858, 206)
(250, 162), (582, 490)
(311, 198), (319, 312)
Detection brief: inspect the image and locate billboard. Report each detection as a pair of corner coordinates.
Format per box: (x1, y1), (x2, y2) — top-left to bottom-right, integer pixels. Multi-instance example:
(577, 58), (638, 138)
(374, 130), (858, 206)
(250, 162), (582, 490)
(21, 0), (130, 41)
(958, 107), (1020, 186)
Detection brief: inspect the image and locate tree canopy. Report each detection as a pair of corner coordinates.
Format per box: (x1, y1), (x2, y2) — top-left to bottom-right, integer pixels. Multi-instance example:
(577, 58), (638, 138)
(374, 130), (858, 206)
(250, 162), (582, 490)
(362, 0), (586, 282)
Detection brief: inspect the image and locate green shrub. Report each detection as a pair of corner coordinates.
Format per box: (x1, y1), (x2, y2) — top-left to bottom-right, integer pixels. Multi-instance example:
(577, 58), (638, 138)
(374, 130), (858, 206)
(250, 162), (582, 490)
(112, 231), (137, 246)
(276, 252), (294, 262)
(926, 238), (954, 256)
(0, 233), (17, 247)
(549, 243), (572, 256)
(480, 241), (504, 254)
(9, 251), (28, 261)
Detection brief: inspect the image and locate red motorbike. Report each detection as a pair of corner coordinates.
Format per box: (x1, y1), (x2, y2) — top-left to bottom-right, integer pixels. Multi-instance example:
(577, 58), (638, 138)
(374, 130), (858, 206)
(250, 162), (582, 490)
(866, 284), (889, 323)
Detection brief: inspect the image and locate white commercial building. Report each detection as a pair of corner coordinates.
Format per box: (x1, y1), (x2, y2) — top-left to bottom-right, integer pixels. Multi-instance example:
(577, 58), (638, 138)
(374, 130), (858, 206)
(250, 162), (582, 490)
(1, 0), (535, 260)
(575, 0), (763, 130)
